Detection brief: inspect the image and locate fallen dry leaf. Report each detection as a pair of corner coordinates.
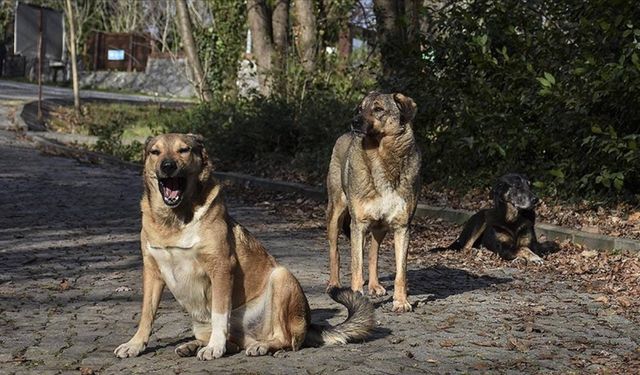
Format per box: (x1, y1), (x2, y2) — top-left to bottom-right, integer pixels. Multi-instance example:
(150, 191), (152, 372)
(594, 295), (609, 304)
(59, 279), (70, 291)
(581, 250), (599, 258)
(617, 297), (632, 308)
(439, 339), (456, 348)
(506, 337), (528, 352)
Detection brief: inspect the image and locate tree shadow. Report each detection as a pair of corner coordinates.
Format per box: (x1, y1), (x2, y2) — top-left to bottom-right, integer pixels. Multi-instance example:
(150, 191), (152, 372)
(377, 265), (512, 306)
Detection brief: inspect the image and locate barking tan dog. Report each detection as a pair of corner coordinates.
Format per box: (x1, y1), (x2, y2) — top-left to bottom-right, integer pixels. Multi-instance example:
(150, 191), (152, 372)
(114, 133), (374, 360)
(326, 92), (422, 313)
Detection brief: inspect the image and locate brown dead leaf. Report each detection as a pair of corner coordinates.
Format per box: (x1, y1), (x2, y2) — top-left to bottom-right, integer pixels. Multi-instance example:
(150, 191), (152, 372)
(439, 339), (456, 348)
(506, 337), (528, 352)
(617, 297), (632, 308)
(79, 367), (95, 375)
(581, 250), (599, 258)
(59, 279), (70, 291)
(628, 212), (640, 222)
(594, 295), (609, 304)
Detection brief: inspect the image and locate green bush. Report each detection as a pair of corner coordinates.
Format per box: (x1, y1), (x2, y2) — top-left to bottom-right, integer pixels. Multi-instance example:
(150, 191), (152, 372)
(155, 60), (376, 183)
(410, 0), (640, 202)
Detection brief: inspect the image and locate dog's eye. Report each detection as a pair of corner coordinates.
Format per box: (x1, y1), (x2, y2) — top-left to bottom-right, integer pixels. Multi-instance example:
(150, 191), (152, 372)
(178, 147), (191, 154)
(149, 149), (160, 156)
(373, 106), (384, 113)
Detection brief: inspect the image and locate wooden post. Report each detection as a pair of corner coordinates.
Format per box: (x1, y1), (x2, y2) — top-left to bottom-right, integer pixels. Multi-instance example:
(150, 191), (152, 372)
(37, 8), (43, 121)
(93, 33), (99, 70)
(127, 34), (133, 72)
(65, 0), (81, 115)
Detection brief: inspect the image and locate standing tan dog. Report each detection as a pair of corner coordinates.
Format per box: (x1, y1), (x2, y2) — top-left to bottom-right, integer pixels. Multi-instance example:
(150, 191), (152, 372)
(114, 133), (374, 360)
(326, 92), (421, 313)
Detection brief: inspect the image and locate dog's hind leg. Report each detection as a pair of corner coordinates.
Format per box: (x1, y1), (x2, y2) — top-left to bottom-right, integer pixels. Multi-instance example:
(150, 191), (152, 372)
(243, 267), (309, 356)
(367, 228), (387, 297)
(327, 197), (348, 290)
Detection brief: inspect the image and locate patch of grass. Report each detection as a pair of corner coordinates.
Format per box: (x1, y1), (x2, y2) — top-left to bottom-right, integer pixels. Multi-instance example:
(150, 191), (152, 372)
(48, 102), (177, 141)
(47, 101), (187, 162)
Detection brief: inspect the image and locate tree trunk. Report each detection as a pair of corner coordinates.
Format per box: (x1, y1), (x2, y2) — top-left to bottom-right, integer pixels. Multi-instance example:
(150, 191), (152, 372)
(293, 0), (317, 72)
(272, 0), (289, 70)
(175, 0), (211, 102)
(247, 0), (274, 96)
(64, 0), (81, 114)
(373, 0), (401, 82)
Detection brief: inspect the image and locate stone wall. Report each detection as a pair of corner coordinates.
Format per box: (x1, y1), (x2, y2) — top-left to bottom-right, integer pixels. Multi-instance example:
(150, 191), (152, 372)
(79, 58), (195, 98)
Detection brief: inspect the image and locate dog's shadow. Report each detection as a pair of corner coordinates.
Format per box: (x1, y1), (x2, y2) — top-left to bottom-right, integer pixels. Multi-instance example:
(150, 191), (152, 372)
(376, 265), (512, 307)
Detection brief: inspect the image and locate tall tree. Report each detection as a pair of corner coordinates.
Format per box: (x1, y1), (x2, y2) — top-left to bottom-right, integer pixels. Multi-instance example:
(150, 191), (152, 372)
(272, 0), (289, 69)
(246, 0), (275, 96)
(245, 0), (312, 96)
(176, 0), (211, 101)
(373, 0), (422, 88)
(293, 0), (317, 72)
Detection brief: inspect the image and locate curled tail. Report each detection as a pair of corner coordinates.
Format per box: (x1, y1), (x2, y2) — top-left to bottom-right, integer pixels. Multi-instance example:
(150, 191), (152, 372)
(304, 288), (375, 346)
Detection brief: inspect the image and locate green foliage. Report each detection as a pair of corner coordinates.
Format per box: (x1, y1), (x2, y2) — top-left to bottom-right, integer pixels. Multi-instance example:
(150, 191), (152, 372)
(412, 0), (640, 202)
(0, 1), (13, 43)
(92, 113), (144, 162)
(155, 62), (376, 181)
(194, 0), (246, 96)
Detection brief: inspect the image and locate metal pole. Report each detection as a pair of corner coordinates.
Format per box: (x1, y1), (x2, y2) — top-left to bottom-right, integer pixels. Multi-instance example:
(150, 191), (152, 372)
(37, 8), (43, 121)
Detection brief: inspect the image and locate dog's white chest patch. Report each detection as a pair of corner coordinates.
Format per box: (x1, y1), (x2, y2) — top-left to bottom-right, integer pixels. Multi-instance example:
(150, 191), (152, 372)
(363, 188), (407, 222)
(147, 227), (211, 323)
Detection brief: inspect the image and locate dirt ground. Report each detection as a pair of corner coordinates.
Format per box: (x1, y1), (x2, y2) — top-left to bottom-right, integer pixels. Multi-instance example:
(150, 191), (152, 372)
(0, 129), (639, 374)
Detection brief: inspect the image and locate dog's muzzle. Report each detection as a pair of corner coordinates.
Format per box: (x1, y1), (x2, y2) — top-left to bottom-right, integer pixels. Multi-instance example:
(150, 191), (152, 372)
(157, 174), (187, 207)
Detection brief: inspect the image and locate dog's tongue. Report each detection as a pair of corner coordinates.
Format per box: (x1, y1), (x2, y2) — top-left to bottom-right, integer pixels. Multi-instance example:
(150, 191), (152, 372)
(163, 178), (181, 199)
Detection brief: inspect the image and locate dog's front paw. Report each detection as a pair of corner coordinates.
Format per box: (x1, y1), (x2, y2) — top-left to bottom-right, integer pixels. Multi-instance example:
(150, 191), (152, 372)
(175, 340), (203, 357)
(392, 299), (413, 313)
(114, 340), (146, 358)
(197, 344), (226, 360)
(245, 342), (269, 357)
(368, 283), (387, 297)
(528, 254), (544, 265)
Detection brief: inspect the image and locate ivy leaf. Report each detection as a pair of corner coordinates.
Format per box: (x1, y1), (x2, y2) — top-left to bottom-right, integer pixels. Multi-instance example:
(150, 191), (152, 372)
(543, 72), (556, 85)
(549, 169), (565, 179)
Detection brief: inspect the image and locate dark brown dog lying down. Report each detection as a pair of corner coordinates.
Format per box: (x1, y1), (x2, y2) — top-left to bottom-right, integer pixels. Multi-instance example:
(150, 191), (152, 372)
(434, 173), (547, 264)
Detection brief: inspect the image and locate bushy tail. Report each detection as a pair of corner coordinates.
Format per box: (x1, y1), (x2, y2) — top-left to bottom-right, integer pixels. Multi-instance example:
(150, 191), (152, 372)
(303, 288), (375, 347)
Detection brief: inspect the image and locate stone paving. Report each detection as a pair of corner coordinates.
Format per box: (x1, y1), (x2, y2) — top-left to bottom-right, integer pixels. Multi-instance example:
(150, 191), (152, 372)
(0, 130), (638, 374)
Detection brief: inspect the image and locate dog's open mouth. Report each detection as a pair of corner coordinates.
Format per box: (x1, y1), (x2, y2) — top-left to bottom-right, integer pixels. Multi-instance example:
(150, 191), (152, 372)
(158, 177), (186, 207)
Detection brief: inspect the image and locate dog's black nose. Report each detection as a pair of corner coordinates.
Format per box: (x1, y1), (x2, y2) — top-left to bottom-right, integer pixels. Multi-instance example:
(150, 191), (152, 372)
(160, 159), (177, 175)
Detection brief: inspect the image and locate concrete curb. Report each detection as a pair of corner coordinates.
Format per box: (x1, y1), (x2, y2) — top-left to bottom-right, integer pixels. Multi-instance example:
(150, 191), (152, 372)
(213, 172), (326, 201)
(213, 172), (640, 253)
(25, 132), (141, 171)
(13, 103), (29, 132)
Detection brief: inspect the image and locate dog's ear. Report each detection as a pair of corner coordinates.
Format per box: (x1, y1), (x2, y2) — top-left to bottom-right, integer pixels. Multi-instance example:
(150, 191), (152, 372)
(393, 93), (417, 124)
(187, 133), (208, 161)
(492, 179), (509, 205)
(350, 103), (364, 133)
(187, 133), (211, 181)
(143, 136), (156, 162)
